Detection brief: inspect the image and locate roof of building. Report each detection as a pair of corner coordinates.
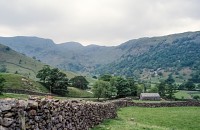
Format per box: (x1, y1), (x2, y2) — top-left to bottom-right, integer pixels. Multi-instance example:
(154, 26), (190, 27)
(140, 93), (160, 97)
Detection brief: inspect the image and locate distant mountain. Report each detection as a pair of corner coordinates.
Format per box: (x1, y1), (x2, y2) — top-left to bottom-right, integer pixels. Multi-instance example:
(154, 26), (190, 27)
(0, 31), (200, 82)
(0, 36), (123, 73)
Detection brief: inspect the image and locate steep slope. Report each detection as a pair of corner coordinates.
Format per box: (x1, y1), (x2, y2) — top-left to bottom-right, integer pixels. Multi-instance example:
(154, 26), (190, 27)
(0, 44), (45, 79)
(97, 31), (200, 82)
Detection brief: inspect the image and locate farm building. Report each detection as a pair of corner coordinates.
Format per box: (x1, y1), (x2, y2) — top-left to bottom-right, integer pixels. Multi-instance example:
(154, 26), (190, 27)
(140, 93), (160, 100)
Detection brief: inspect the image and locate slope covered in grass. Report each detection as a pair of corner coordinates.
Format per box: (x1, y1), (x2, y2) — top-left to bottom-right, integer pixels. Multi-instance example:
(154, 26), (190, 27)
(1, 73), (48, 93)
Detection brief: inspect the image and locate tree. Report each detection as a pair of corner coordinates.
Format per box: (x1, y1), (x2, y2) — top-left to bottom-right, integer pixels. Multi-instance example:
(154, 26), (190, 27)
(127, 78), (137, 96)
(184, 81), (195, 90)
(156, 81), (166, 97)
(0, 76), (5, 95)
(149, 86), (158, 93)
(137, 85), (144, 96)
(36, 65), (51, 83)
(36, 66), (68, 96)
(92, 80), (117, 100)
(165, 75), (176, 99)
(111, 77), (131, 98)
(189, 71), (200, 83)
(193, 95), (200, 100)
(69, 76), (89, 90)
(165, 83), (176, 99)
(99, 74), (112, 81)
(165, 74), (175, 84)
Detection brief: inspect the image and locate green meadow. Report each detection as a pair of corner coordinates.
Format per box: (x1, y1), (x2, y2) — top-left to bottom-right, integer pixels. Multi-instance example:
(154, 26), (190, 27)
(92, 107), (200, 130)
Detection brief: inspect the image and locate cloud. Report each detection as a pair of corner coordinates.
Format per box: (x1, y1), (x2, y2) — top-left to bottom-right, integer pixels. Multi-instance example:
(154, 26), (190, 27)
(0, 0), (200, 46)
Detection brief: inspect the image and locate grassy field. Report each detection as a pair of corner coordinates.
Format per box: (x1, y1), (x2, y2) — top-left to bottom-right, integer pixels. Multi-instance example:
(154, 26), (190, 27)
(67, 87), (93, 98)
(174, 90), (192, 99)
(92, 107), (200, 130)
(0, 93), (29, 99)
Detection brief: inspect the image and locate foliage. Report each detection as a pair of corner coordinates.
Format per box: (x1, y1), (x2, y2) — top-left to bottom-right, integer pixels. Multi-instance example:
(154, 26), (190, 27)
(148, 86), (158, 93)
(0, 75), (5, 94)
(189, 70), (200, 83)
(37, 65), (68, 96)
(184, 81), (196, 90)
(136, 85), (143, 96)
(0, 65), (7, 73)
(99, 74), (112, 81)
(193, 95), (200, 100)
(127, 78), (137, 96)
(156, 81), (166, 97)
(92, 107), (200, 130)
(69, 76), (89, 90)
(92, 80), (117, 100)
(112, 77), (131, 98)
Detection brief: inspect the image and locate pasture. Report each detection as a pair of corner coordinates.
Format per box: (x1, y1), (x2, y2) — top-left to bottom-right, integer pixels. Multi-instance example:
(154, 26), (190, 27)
(92, 107), (200, 130)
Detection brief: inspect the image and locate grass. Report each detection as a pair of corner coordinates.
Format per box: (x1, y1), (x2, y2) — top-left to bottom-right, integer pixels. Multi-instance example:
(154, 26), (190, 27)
(0, 93), (29, 99)
(67, 87), (93, 98)
(0, 73), (93, 98)
(174, 90), (192, 99)
(92, 107), (200, 130)
(1, 73), (49, 93)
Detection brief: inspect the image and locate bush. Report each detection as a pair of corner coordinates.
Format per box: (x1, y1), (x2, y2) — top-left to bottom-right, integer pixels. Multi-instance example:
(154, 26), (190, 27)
(193, 95), (200, 100)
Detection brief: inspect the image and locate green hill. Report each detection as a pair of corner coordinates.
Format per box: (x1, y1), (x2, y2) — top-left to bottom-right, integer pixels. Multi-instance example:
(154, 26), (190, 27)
(0, 43), (79, 80)
(0, 73), (94, 98)
(1, 73), (48, 93)
(0, 44), (45, 79)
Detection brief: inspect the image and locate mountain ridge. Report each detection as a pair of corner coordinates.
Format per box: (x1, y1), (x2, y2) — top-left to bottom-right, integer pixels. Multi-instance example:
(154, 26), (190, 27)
(0, 31), (200, 81)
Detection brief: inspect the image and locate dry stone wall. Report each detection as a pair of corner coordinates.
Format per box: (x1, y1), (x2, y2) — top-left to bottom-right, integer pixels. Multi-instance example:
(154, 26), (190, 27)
(0, 98), (200, 130)
(111, 99), (200, 108)
(0, 99), (117, 130)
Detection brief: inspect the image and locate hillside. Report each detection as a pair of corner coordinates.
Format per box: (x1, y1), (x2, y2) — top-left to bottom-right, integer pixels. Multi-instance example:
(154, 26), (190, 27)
(0, 31), (200, 82)
(97, 31), (200, 82)
(0, 73), (94, 98)
(0, 43), (80, 80)
(0, 44), (45, 79)
(0, 73), (48, 93)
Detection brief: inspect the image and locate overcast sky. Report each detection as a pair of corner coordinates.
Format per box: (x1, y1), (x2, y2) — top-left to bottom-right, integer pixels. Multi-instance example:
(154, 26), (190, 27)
(0, 0), (200, 46)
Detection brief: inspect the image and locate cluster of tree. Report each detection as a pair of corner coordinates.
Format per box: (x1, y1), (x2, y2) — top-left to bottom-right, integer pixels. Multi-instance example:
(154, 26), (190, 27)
(189, 70), (200, 83)
(92, 74), (138, 100)
(69, 76), (89, 90)
(37, 65), (89, 96)
(36, 65), (69, 96)
(0, 75), (5, 95)
(178, 81), (196, 91)
(156, 74), (177, 99)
